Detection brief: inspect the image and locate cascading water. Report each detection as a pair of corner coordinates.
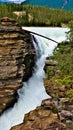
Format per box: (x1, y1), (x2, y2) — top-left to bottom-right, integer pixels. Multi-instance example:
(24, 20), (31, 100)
(0, 27), (69, 130)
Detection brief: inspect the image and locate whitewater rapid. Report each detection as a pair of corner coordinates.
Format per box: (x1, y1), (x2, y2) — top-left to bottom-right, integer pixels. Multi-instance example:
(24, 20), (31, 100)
(0, 27), (69, 130)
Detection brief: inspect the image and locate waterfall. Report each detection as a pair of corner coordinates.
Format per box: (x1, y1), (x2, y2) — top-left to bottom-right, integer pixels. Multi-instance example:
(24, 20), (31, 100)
(0, 27), (69, 130)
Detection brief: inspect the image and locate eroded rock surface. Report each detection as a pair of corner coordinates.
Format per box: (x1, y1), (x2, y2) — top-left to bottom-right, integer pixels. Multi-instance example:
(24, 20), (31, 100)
(0, 17), (35, 114)
(11, 98), (66, 130)
(44, 69), (73, 129)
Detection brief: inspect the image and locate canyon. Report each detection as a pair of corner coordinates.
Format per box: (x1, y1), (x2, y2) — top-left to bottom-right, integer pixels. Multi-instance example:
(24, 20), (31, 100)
(0, 19), (72, 130)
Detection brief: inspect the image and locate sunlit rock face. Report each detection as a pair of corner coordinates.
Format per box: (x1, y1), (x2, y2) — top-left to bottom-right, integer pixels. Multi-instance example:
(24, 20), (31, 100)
(11, 98), (66, 130)
(0, 17), (35, 115)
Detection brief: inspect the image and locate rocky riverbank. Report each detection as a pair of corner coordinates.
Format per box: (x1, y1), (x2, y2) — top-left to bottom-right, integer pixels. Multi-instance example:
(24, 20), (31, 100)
(11, 41), (73, 130)
(11, 98), (66, 130)
(0, 17), (35, 115)
(44, 41), (73, 129)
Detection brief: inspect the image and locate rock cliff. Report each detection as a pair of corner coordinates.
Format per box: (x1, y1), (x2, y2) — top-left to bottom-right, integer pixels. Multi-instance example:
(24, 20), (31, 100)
(44, 41), (73, 130)
(0, 17), (35, 115)
(11, 98), (66, 130)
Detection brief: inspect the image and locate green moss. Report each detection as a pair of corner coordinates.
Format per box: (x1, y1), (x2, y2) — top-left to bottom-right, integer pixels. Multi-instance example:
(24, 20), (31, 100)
(46, 66), (55, 79)
(52, 107), (58, 113)
(67, 89), (73, 101)
(48, 42), (73, 79)
(46, 41), (73, 99)
(56, 76), (73, 86)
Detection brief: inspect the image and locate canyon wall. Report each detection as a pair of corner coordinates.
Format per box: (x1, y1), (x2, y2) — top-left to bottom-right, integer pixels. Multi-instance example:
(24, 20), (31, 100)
(0, 17), (35, 115)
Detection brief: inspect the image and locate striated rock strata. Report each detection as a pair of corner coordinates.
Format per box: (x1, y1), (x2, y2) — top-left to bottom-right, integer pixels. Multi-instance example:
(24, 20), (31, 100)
(0, 17), (35, 115)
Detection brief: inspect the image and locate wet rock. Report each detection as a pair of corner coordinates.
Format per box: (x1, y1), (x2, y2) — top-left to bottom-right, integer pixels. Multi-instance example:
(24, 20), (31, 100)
(11, 98), (66, 130)
(0, 17), (35, 114)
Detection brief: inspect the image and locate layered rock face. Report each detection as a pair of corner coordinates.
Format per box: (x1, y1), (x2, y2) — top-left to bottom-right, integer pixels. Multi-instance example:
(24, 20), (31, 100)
(0, 17), (35, 114)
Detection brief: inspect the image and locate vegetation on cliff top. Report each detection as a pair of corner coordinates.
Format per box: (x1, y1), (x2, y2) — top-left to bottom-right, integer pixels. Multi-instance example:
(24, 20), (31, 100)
(46, 26), (73, 101)
(0, 4), (73, 26)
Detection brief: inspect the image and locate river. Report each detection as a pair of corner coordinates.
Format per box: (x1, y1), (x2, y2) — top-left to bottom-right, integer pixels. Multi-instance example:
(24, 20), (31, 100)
(0, 27), (69, 130)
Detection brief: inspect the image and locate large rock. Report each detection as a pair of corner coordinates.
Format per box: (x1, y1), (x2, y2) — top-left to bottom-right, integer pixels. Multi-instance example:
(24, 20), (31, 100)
(44, 78), (73, 129)
(0, 17), (35, 114)
(11, 98), (66, 130)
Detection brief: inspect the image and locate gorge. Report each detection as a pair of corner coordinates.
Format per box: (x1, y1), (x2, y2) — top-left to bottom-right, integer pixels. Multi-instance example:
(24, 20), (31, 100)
(0, 19), (68, 130)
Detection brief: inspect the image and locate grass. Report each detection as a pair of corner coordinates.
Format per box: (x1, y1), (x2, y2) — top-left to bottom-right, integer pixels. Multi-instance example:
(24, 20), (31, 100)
(0, 4), (73, 26)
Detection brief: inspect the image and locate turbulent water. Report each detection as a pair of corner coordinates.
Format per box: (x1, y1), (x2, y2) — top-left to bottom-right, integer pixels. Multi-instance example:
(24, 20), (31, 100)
(0, 27), (69, 130)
